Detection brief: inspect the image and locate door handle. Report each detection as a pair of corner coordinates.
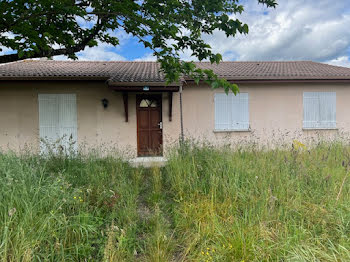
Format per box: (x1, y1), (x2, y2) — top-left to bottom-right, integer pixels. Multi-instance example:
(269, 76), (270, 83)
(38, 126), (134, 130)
(158, 122), (163, 129)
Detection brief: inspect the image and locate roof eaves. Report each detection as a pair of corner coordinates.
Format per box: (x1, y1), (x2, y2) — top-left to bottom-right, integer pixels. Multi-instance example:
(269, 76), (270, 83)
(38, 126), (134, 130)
(0, 76), (110, 81)
(185, 78), (350, 84)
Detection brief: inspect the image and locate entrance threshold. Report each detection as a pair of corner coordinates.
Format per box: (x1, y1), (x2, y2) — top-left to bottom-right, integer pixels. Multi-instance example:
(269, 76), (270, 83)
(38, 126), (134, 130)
(129, 157), (167, 168)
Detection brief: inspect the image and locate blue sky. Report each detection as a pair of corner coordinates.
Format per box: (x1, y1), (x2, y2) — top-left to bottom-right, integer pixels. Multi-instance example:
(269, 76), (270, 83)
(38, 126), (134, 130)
(2, 0), (350, 67)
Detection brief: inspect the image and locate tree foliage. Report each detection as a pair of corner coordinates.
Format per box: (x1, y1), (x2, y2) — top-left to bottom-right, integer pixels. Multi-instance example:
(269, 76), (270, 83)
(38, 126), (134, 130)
(0, 0), (277, 92)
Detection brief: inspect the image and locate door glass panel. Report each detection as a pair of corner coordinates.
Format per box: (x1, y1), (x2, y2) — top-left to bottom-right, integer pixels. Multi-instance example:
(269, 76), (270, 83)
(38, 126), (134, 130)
(140, 99), (150, 107)
(140, 99), (158, 108)
(150, 100), (158, 107)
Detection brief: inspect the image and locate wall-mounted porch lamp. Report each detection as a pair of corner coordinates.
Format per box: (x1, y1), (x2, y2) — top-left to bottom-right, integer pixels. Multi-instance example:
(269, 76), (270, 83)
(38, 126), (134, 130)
(101, 98), (109, 109)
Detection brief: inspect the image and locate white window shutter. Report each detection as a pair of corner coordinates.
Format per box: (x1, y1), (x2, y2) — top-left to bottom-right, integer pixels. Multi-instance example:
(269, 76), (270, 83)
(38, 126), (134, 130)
(58, 94), (77, 152)
(303, 92), (336, 129)
(38, 94), (77, 154)
(215, 93), (231, 130)
(215, 93), (249, 131)
(39, 94), (59, 154)
(232, 93), (249, 130)
(303, 92), (319, 128)
(319, 92), (336, 128)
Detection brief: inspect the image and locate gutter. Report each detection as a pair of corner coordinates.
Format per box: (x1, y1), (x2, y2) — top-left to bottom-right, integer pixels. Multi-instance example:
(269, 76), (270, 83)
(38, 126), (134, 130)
(185, 79), (350, 84)
(179, 83), (184, 144)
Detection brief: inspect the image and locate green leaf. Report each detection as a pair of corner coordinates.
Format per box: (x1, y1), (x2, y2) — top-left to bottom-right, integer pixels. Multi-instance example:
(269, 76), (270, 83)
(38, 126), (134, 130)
(242, 24), (249, 34)
(18, 50), (25, 59)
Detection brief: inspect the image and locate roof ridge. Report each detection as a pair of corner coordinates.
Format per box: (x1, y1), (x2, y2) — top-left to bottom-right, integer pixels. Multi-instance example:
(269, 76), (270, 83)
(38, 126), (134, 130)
(14, 60), (316, 63)
(44, 60), (158, 63)
(7, 60), (337, 65)
(309, 60), (350, 69)
(0, 60), (27, 66)
(195, 60), (314, 63)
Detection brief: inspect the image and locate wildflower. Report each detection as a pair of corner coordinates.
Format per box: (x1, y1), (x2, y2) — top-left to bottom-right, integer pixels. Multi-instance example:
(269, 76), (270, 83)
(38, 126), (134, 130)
(80, 199), (83, 202)
(201, 251), (205, 255)
(73, 196), (77, 199)
(8, 207), (16, 217)
(293, 140), (306, 150)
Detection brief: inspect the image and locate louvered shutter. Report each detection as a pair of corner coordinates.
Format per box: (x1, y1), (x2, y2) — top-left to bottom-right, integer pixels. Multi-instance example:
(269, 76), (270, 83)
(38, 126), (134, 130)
(319, 92), (336, 128)
(58, 94), (77, 152)
(215, 93), (249, 131)
(215, 93), (231, 130)
(38, 94), (77, 154)
(231, 93), (249, 130)
(39, 94), (59, 154)
(303, 92), (336, 129)
(303, 92), (319, 128)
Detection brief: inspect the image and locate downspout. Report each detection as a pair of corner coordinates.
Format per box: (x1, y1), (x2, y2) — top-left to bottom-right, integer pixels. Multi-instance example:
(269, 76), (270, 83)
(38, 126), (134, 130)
(179, 83), (184, 144)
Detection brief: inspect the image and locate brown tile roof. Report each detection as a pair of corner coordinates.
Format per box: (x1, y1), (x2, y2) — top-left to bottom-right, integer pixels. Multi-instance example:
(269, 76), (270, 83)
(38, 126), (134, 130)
(196, 61), (350, 81)
(1, 60), (350, 84)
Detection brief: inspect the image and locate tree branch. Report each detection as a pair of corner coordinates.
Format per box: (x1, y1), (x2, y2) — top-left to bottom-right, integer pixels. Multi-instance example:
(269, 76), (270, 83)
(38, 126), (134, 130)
(0, 48), (68, 63)
(0, 16), (105, 64)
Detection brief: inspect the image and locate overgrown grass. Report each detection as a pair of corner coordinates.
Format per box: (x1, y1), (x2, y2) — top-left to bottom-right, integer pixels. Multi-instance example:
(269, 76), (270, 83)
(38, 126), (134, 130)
(1, 142), (350, 261)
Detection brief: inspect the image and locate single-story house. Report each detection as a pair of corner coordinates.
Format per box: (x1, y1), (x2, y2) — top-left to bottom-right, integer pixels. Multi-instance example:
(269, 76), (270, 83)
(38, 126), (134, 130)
(1, 60), (350, 157)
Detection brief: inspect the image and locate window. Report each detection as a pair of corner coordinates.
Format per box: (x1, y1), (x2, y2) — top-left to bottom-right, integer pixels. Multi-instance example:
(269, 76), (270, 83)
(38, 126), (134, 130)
(214, 93), (249, 131)
(38, 94), (77, 154)
(303, 92), (336, 129)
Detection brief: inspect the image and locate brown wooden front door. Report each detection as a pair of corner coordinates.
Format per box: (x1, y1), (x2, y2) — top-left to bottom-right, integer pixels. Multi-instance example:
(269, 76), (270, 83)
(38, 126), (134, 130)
(137, 94), (163, 156)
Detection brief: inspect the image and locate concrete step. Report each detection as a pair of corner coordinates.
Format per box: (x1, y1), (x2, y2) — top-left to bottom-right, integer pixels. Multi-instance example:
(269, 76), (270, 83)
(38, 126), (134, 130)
(129, 157), (167, 168)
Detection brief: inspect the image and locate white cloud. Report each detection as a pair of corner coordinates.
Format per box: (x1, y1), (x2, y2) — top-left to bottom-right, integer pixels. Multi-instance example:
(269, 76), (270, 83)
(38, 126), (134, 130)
(53, 29), (131, 61)
(77, 46), (126, 61)
(54, 43), (126, 61)
(326, 56), (350, 68)
(2, 0), (350, 65)
(0, 46), (14, 56)
(134, 52), (157, 61)
(198, 0), (350, 64)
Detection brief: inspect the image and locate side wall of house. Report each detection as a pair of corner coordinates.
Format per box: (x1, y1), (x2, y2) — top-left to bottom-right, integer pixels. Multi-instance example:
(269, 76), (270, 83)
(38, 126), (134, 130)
(179, 82), (350, 147)
(0, 81), (181, 157)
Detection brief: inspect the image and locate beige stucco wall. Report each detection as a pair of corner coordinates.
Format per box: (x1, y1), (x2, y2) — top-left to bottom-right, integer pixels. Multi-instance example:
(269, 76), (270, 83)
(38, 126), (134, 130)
(181, 82), (350, 147)
(0, 80), (349, 156)
(0, 80), (180, 157)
